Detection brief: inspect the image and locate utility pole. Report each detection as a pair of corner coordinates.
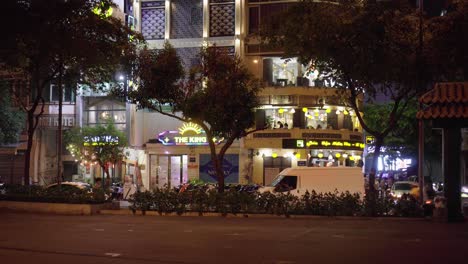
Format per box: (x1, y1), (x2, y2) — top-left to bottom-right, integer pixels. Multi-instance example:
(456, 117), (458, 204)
(417, 0), (425, 204)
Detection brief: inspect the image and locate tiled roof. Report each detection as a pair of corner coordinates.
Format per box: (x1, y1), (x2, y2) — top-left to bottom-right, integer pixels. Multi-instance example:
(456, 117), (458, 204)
(417, 82), (468, 119)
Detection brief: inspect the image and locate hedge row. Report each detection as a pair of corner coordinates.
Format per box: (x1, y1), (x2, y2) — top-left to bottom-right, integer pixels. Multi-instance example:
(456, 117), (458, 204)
(130, 186), (423, 217)
(0, 184), (108, 204)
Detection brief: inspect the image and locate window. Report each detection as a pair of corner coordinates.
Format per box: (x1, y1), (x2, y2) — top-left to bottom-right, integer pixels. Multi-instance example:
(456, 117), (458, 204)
(49, 84), (76, 103)
(248, 3), (290, 35)
(275, 176), (298, 192)
(83, 97), (126, 131)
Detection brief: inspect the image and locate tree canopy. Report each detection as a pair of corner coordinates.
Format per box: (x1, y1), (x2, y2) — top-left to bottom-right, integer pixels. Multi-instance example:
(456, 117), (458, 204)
(0, 0), (143, 185)
(256, 0), (437, 214)
(120, 43), (262, 192)
(65, 121), (127, 183)
(0, 82), (25, 145)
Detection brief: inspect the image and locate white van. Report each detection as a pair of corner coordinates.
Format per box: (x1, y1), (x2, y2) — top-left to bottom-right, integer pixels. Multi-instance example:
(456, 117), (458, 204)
(258, 167), (365, 197)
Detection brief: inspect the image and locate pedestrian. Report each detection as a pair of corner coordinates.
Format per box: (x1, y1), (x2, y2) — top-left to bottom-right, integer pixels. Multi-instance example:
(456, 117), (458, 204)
(284, 123), (289, 129)
(277, 121), (283, 128)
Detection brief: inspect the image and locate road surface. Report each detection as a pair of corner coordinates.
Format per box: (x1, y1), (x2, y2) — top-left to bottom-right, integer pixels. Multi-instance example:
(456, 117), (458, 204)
(1, 211), (467, 264)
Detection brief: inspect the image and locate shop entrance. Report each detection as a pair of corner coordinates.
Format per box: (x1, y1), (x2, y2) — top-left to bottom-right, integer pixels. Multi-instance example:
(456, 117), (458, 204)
(150, 155), (188, 189)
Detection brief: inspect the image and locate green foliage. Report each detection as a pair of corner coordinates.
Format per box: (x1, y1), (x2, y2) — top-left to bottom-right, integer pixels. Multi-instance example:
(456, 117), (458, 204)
(0, 0), (143, 184)
(425, 0), (468, 81)
(122, 43), (262, 191)
(0, 82), (25, 145)
(128, 186), (424, 218)
(363, 100), (419, 159)
(64, 121), (127, 177)
(257, 1), (426, 204)
(0, 184), (107, 204)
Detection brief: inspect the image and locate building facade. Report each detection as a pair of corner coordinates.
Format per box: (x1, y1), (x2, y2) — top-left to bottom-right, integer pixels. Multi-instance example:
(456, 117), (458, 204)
(2, 0), (364, 188)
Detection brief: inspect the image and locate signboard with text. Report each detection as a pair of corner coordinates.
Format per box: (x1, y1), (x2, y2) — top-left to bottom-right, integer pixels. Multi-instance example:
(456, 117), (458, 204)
(83, 135), (119, 146)
(158, 122), (223, 146)
(199, 154), (239, 183)
(283, 139), (364, 151)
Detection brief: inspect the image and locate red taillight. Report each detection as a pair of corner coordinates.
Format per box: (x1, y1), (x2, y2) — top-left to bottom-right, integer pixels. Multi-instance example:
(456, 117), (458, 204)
(425, 200), (433, 205)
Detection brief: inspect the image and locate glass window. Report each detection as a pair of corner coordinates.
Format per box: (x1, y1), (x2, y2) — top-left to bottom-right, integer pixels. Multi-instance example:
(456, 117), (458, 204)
(48, 84), (76, 103)
(83, 97), (126, 131)
(265, 108), (294, 129)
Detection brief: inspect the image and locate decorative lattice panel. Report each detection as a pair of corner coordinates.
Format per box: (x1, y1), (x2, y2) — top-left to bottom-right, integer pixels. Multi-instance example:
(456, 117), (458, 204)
(141, 2), (165, 40)
(209, 3), (235, 37)
(170, 0), (203, 39)
(176, 47), (201, 72)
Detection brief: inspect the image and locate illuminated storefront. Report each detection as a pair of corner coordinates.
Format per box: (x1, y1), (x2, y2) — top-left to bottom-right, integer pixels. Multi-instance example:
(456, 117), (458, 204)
(244, 129), (364, 185)
(146, 122), (243, 189)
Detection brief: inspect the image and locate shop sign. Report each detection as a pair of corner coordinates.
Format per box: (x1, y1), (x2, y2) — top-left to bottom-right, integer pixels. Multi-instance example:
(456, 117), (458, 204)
(253, 132), (291, 138)
(283, 139), (364, 150)
(302, 132), (342, 139)
(366, 136), (375, 144)
(199, 154), (239, 183)
(158, 122), (223, 146)
(83, 135), (119, 146)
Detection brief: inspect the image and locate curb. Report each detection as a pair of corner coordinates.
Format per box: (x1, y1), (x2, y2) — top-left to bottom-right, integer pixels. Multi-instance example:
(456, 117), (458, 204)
(98, 209), (432, 221)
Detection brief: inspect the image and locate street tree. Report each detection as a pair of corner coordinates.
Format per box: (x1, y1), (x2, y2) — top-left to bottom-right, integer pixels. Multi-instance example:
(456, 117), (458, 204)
(64, 121), (127, 186)
(0, 81), (25, 145)
(0, 0), (142, 185)
(120, 43), (262, 192)
(425, 0), (468, 81)
(258, 0), (429, 214)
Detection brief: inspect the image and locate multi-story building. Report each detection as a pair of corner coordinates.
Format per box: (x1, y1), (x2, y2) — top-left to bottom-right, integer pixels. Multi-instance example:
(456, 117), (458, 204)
(1, 1), (365, 188)
(117, 0), (365, 189)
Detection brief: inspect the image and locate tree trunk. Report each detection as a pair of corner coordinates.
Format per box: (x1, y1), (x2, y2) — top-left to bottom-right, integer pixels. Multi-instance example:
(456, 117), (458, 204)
(215, 155), (225, 193)
(367, 136), (383, 216)
(99, 162), (110, 190)
(57, 66), (63, 184)
(23, 111), (35, 186)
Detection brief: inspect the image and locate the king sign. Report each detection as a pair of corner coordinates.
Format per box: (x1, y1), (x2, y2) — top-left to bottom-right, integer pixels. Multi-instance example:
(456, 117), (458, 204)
(158, 122), (223, 146)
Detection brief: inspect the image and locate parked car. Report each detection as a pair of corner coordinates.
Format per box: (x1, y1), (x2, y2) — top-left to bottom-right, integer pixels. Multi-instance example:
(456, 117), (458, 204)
(462, 185), (468, 214)
(46, 181), (92, 192)
(390, 181), (419, 199)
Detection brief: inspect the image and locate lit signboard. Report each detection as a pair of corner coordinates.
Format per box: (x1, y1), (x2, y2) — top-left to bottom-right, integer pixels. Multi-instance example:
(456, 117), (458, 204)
(83, 135), (119, 146)
(158, 122), (223, 146)
(282, 139), (364, 150)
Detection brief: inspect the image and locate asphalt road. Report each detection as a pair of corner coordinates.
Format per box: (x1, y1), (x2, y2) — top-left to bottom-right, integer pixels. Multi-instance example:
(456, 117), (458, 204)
(1, 211), (467, 264)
